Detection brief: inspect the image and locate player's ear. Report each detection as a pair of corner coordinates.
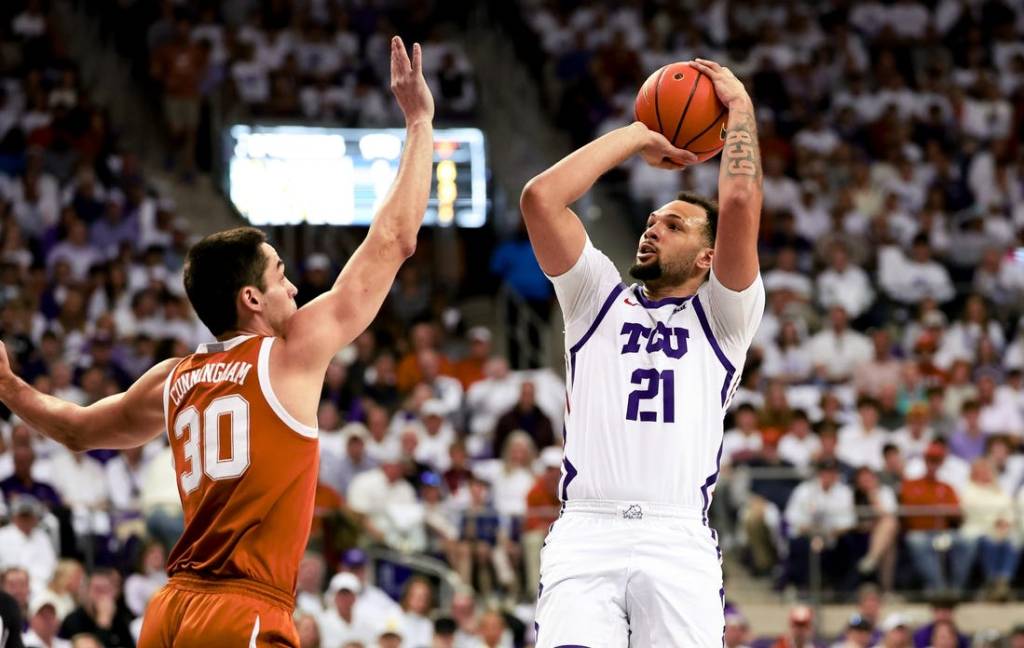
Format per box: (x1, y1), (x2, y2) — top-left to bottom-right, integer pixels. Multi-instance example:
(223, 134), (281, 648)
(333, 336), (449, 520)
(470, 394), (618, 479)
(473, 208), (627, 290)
(238, 285), (263, 314)
(696, 247), (713, 271)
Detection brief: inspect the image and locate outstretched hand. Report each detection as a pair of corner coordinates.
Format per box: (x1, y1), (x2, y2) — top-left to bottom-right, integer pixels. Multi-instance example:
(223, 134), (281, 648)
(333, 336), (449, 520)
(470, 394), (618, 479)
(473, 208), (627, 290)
(390, 36), (434, 126)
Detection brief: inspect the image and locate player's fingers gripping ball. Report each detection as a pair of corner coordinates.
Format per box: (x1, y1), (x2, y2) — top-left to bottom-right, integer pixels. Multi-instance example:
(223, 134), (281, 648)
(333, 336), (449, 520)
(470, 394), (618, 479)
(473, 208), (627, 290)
(634, 61), (729, 163)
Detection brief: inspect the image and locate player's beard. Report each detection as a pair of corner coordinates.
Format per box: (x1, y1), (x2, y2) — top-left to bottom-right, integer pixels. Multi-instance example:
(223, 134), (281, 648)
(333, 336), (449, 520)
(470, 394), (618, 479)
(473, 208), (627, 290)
(628, 248), (701, 288)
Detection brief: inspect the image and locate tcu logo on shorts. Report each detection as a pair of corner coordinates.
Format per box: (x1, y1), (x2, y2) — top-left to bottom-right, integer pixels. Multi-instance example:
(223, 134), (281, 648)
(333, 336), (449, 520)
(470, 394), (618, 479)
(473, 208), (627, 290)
(623, 504), (643, 520)
(620, 322), (690, 359)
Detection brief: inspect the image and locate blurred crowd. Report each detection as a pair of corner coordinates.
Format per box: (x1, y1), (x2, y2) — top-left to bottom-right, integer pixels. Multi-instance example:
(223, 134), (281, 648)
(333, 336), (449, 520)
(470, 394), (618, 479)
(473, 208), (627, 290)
(85, 0), (478, 180)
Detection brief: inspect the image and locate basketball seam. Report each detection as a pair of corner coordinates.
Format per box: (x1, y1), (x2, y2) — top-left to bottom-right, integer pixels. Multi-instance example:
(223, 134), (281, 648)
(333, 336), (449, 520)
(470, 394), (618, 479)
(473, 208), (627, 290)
(653, 66), (667, 134)
(683, 106), (728, 149)
(671, 70), (703, 147)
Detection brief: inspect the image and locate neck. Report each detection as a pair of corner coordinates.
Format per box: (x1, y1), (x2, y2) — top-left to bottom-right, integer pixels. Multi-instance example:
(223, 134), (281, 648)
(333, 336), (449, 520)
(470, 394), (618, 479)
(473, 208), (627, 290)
(219, 321), (274, 341)
(640, 275), (704, 302)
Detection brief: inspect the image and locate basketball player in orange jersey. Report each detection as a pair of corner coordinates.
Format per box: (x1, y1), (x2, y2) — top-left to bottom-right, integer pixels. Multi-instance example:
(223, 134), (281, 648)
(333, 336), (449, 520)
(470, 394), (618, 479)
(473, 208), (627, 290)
(0, 36), (433, 647)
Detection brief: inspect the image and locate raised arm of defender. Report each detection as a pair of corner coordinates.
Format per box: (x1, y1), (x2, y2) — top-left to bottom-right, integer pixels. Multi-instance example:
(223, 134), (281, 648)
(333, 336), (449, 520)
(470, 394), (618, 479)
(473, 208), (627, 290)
(280, 36), (434, 373)
(520, 122), (697, 277)
(690, 59), (763, 291)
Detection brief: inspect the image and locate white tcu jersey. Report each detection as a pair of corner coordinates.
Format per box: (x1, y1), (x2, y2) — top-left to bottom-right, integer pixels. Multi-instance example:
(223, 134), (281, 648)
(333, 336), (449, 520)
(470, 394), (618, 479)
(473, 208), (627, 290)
(550, 239), (764, 515)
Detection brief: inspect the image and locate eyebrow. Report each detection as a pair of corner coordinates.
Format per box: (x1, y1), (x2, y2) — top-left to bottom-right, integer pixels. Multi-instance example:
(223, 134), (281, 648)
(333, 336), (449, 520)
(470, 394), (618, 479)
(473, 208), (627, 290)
(650, 212), (685, 222)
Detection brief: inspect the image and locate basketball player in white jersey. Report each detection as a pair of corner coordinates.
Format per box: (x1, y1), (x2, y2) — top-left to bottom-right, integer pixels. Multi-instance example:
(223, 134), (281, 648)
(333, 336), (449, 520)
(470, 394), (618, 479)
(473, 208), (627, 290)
(521, 59), (764, 646)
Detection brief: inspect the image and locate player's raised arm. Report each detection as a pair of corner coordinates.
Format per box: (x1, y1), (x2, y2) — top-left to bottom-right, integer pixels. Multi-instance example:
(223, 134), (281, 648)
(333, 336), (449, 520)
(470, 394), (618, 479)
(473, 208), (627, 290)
(690, 58), (762, 291)
(281, 36), (434, 371)
(0, 342), (177, 452)
(520, 122), (697, 276)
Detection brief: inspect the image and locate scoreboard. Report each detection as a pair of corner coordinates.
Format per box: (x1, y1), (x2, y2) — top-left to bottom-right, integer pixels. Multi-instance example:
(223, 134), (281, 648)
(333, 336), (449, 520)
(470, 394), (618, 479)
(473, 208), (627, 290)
(223, 125), (487, 228)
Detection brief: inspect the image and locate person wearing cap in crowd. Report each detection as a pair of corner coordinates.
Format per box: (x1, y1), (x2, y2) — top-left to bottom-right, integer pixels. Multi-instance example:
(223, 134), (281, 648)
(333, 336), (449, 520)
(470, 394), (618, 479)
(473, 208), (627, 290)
(316, 572), (375, 648)
(21, 589), (69, 648)
(724, 608), (752, 648)
(415, 399), (456, 472)
(900, 441), (962, 594)
(335, 549), (402, 634)
(782, 458), (857, 588)
(769, 605), (818, 648)
(522, 445), (563, 599)
(870, 613), (912, 648)
(832, 613), (874, 648)
(419, 470), (460, 565)
(346, 444), (423, 551)
(0, 495), (57, 596)
(377, 624), (403, 648)
(903, 436), (969, 491)
(453, 326), (493, 390)
(321, 423), (379, 498)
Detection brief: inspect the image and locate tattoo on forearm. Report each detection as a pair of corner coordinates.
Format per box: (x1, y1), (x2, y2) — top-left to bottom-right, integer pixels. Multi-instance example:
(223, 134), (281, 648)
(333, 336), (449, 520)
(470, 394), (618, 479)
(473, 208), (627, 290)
(723, 111), (761, 181)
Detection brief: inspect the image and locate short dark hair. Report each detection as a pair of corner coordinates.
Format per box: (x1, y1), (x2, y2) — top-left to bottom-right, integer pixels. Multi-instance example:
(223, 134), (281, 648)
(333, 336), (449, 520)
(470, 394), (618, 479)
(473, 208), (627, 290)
(184, 227), (268, 336)
(676, 191), (718, 246)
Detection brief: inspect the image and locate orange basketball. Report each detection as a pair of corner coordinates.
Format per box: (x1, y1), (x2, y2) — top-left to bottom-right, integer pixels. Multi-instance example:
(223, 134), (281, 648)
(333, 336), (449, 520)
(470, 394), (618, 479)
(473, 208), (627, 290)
(634, 62), (729, 163)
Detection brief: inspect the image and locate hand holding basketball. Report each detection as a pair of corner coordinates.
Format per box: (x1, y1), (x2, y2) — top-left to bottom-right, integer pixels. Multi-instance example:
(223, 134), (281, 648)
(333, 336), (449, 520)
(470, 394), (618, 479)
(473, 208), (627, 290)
(690, 58), (750, 108)
(637, 125), (698, 170)
(389, 36), (434, 125)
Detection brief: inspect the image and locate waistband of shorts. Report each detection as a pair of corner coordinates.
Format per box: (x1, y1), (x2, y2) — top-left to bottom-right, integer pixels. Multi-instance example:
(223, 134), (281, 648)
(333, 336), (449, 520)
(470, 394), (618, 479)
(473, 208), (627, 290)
(168, 572), (295, 610)
(561, 499), (704, 521)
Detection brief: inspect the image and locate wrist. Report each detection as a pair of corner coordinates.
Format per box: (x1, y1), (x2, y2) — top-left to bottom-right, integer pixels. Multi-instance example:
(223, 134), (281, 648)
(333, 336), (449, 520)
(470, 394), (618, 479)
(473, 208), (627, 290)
(627, 121), (652, 148)
(727, 97), (754, 112)
(405, 116), (433, 129)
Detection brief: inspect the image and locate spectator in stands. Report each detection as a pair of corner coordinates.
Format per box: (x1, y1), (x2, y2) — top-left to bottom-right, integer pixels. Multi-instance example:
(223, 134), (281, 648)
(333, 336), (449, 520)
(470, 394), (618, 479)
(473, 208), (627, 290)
(838, 397), (888, 472)
(911, 596), (969, 648)
(454, 474), (507, 598)
(334, 548), (401, 634)
(523, 446), (562, 599)
(465, 356), (519, 447)
(317, 572), (375, 648)
(851, 468), (899, 589)
(150, 16), (206, 179)
(762, 320), (812, 384)
(492, 381), (554, 456)
(346, 449), (424, 553)
(320, 424), (377, 498)
(948, 401), (988, 463)
(769, 604), (817, 648)
(294, 612), (320, 648)
(778, 410), (820, 473)
(23, 590), (69, 648)
(46, 561), (82, 622)
(295, 552), (325, 618)
(58, 569), (133, 648)
(904, 437), (969, 491)
(0, 426), (61, 511)
(724, 609), (751, 648)
(900, 441), (962, 594)
(976, 372), (1024, 436)
(883, 235), (955, 306)
(397, 323), (452, 395)
(891, 403), (934, 464)
(1, 567), (30, 622)
(415, 350), (464, 416)
(836, 613), (875, 648)
(805, 306), (873, 384)
(956, 459), (1016, 600)
(415, 399), (456, 472)
(139, 445), (182, 552)
(783, 458), (857, 588)
(875, 612), (912, 648)
(122, 541), (165, 618)
(397, 577), (433, 646)
(0, 496), (56, 595)
(853, 329), (903, 398)
(453, 326), (492, 390)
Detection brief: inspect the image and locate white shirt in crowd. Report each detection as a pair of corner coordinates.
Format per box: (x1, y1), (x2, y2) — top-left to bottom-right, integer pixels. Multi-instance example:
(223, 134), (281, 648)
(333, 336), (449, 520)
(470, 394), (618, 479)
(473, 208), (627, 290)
(817, 266), (875, 318)
(778, 433), (822, 472)
(721, 428), (762, 468)
(784, 479), (856, 537)
(890, 426), (935, 462)
(804, 328), (873, 382)
(837, 423), (889, 471)
(0, 522), (57, 594)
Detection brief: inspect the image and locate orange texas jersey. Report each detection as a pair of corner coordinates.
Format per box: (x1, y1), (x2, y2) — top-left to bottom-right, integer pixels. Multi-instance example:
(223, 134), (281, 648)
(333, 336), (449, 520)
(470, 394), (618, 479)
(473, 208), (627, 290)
(162, 334), (319, 599)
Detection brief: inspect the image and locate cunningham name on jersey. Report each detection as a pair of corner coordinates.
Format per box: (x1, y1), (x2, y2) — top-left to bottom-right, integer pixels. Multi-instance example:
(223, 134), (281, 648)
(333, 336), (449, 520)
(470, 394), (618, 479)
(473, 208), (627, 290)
(549, 239), (765, 515)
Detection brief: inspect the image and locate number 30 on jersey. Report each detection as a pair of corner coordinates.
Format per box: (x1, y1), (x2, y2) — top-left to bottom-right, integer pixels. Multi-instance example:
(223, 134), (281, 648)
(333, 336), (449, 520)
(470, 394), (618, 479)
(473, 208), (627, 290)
(173, 394), (251, 493)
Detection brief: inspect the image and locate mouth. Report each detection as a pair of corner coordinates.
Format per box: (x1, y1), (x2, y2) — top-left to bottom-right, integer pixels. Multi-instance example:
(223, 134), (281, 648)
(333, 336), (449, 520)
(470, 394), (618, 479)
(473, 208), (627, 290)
(637, 242), (657, 262)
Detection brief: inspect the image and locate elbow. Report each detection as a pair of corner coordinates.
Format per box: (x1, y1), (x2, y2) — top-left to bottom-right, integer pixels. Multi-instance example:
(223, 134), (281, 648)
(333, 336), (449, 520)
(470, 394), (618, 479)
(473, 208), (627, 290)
(396, 237), (417, 259)
(61, 424), (88, 453)
(520, 176), (552, 218)
(721, 190), (754, 213)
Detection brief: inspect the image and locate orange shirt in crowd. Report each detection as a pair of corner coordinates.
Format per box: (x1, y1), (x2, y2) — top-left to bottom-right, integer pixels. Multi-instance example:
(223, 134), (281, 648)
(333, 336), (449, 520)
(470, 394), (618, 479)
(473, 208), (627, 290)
(524, 477), (561, 533)
(396, 351), (454, 393)
(900, 476), (960, 531)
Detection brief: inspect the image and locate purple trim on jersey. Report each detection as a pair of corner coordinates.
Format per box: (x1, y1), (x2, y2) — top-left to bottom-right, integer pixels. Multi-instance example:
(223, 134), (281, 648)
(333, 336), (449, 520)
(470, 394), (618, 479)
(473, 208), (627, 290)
(561, 456), (578, 501)
(699, 439), (725, 526)
(632, 284), (694, 309)
(719, 586), (726, 648)
(568, 283), (626, 385)
(691, 295), (736, 405)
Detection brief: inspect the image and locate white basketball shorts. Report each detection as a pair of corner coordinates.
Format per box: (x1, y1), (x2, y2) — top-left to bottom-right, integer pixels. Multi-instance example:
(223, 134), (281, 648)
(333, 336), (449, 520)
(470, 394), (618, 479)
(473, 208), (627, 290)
(535, 500), (725, 647)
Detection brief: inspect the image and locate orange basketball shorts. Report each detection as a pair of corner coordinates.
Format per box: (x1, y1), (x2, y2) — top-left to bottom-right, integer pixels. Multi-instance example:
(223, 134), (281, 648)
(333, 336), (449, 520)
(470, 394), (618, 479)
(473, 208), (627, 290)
(137, 573), (299, 648)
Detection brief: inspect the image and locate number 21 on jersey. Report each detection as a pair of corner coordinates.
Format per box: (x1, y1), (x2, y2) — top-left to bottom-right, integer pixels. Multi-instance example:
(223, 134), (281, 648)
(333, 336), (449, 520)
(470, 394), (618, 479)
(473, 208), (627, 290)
(173, 394), (251, 493)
